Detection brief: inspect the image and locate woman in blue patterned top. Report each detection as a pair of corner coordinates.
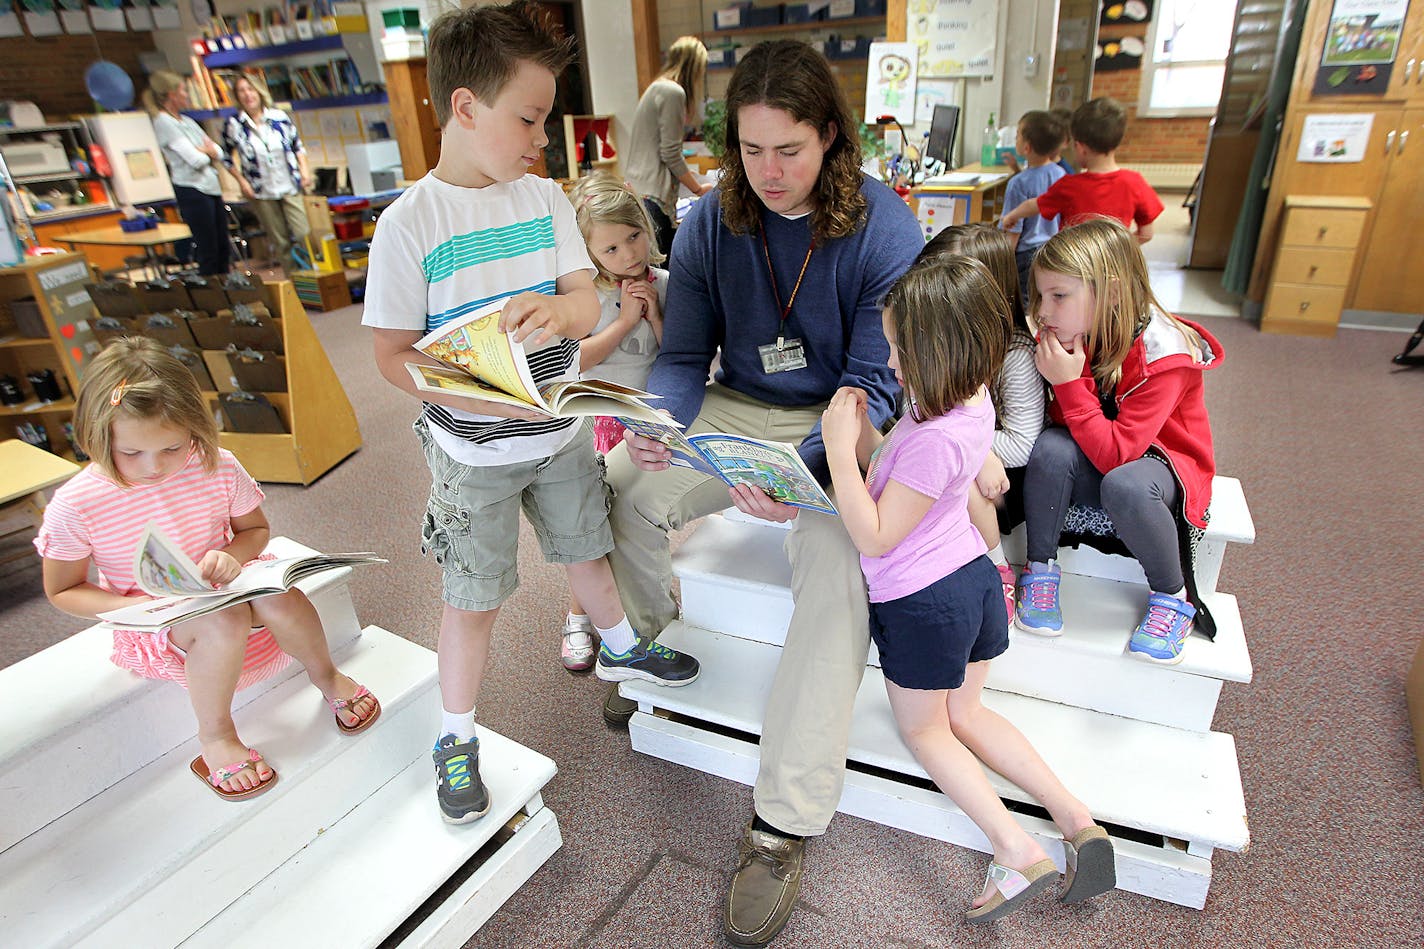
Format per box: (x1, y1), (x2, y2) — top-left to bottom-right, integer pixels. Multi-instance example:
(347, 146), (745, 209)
(222, 76), (312, 267)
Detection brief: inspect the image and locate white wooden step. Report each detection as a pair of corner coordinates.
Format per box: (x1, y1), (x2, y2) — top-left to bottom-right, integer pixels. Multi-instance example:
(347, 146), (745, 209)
(676, 516), (1251, 730)
(0, 625), (436, 949)
(1001, 475), (1255, 595)
(0, 536), (363, 851)
(186, 728), (560, 949)
(631, 712), (1216, 908)
(721, 475), (1254, 596)
(621, 624), (1249, 858)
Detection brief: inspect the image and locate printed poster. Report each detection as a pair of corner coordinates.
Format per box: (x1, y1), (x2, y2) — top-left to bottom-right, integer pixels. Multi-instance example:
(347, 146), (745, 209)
(1314, 0), (1410, 95)
(865, 42), (919, 125)
(1100, 0), (1154, 26)
(1296, 112), (1375, 162)
(906, 0), (1000, 78)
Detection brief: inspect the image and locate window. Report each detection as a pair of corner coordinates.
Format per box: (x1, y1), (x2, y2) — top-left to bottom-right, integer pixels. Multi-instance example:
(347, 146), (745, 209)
(1139, 0), (1240, 116)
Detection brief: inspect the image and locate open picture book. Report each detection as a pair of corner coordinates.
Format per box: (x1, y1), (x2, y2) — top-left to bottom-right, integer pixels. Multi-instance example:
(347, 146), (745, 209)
(98, 524), (386, 631)
(404, 300), (671, 423)
(616, 416), (837, 515)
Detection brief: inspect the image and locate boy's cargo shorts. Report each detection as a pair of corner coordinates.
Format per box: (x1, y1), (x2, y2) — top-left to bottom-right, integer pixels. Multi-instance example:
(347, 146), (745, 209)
(415, 418), (613, 611)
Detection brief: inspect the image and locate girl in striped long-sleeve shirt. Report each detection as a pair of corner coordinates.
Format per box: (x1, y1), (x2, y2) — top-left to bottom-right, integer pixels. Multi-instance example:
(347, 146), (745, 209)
(917, 225), (1047, 619)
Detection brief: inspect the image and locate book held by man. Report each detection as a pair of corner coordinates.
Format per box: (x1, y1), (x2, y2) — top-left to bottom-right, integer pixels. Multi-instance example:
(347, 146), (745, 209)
(98, 524), (385, 630)
(405, 300), (672, 423)
(616, 416), (837, 515)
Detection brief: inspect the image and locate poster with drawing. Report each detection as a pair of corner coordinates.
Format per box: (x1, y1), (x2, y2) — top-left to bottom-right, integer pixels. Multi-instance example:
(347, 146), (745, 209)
(906, 0), (1000, 78)
(1314, 0), (1409, 95)
(865, 42), (919, 124)
(1296, 113), (1374, 162)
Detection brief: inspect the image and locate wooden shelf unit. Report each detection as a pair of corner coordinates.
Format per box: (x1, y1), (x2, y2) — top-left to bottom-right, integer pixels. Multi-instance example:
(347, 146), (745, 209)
(1260, 195), (1371, 337)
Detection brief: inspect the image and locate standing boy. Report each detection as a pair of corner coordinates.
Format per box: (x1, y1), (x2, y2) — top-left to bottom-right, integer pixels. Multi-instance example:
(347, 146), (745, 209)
(363, 1), (699, 825)
(1001, 110), (1068, 305)
(1001, 97), (1162, 244)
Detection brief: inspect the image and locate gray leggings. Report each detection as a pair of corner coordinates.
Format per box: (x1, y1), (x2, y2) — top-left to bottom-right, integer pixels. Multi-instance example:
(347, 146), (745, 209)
(1024, 427), (1184, 593)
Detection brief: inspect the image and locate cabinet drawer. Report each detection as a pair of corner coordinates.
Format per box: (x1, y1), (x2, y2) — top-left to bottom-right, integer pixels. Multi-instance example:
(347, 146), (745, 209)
(1272, 247), (1356, 287)
(1262, 282), (1347, 326)
(1280, 209), (1367, 250)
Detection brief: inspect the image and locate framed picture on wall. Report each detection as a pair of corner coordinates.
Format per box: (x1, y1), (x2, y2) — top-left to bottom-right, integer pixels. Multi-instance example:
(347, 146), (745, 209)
(1095, 35), (1145, 71)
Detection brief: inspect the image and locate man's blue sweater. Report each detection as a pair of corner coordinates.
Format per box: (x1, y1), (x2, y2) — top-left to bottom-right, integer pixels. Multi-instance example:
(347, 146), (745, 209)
(648, 175), (922, 483)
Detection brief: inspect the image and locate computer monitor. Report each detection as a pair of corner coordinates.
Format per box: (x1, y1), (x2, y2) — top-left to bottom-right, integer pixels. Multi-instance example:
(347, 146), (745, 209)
(925, 105), (960, 168)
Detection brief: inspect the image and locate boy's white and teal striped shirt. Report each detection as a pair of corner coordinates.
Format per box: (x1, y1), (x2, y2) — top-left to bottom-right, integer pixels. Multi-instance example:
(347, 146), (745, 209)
(363, 173), (595, 466)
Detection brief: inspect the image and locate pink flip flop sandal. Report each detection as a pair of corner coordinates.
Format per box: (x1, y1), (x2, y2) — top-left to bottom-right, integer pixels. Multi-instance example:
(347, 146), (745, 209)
(190, 748), (278, 801)
(328, 684), (381, 735)
(965, 858), (1059, 924)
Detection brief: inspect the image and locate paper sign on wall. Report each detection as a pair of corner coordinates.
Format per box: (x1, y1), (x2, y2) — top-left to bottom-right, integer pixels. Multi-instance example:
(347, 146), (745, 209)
(906, 0), (1000, 78)
(1297, 113), (1375, 162)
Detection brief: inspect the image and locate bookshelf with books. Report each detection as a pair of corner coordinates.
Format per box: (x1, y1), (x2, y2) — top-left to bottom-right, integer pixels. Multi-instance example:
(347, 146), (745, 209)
(183, 4), (383, 120)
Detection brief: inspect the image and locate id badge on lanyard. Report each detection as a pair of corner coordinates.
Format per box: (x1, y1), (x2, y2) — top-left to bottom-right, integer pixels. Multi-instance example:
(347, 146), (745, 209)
(760, 228), (814, 375)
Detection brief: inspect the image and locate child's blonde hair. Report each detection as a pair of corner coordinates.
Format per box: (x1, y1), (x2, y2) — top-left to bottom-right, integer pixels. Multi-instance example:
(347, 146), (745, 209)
(883, 255), (1010, 421)
(568, 173), (666, 289)
(75, 337), (219, 487)
(1029, 217), (1203, 392)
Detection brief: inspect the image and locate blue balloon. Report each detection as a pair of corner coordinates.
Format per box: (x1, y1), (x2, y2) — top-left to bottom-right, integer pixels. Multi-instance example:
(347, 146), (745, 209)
(85, 61), (135, 112)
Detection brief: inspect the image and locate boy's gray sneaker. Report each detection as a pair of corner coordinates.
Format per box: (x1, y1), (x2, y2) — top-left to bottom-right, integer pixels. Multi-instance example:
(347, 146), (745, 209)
(595, 638), (700, 686)
(432, 733), (490, 824)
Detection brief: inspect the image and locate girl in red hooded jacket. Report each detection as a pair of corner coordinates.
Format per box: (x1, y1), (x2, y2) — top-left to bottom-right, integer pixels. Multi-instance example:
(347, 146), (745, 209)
(1013, 218), (1222, 664)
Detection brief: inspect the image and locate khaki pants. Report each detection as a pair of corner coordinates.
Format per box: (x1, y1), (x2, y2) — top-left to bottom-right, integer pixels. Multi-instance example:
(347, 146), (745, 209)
(250, 192), (310, 261)
(605, 384), (871, 836)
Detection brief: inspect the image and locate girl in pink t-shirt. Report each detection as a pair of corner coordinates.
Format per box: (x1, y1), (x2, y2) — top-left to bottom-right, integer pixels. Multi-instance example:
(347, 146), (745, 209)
(35, 338), (380, 801)
(821, 256), (1114, 923)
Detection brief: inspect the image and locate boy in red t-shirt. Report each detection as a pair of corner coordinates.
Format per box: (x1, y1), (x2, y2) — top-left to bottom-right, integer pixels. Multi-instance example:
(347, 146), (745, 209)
(1000, 98), (1162, 244)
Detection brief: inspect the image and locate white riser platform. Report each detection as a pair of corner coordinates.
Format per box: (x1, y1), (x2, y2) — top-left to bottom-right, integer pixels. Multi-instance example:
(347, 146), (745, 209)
(0, 537), (361, 851)
(999, 475), (1255, 595)
(185, 729), (560, 949)
(718, 475), (1254, 597)
(0, 625), (438, 948)
(677, 516), (1252, 731)
(622, 625), (1248, 908)
(632, 715), (1214, 909)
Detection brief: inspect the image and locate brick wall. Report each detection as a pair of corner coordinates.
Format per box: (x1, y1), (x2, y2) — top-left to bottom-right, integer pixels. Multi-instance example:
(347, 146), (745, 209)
(1090, 23), (1210, 165)
(0, 32), (156, 120)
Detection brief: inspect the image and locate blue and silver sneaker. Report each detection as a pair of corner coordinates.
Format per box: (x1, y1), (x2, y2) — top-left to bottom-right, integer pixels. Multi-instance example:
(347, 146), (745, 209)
(595, 638), (700, 687)
(1015, 561), (1064, 636)
(432, 733), (490, 824)
(1127, 593), (1196, 665)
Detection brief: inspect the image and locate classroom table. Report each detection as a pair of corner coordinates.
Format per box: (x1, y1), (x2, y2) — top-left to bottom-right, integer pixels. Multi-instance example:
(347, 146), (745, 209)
(908, 163), (1015, 240)
(0, 439), (80, 566)
(56, 222), (194, 280)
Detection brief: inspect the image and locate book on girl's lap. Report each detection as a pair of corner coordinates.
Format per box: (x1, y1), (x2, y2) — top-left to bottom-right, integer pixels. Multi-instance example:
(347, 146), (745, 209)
(615, 416), (838, 515)
(97, 524), (385, 630)
(404, 300), (671, 423)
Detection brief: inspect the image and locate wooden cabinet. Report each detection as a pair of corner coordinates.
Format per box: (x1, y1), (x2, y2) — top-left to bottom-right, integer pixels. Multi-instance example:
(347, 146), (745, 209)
(0, 255), (97, 460)
(384, 58), (442, 180)
(1261, 196), (1370, 336)
(1248, 0), (1424, 316)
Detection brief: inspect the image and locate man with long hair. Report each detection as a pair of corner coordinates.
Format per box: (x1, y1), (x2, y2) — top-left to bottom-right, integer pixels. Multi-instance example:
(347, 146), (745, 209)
(602, 40), (922, 946)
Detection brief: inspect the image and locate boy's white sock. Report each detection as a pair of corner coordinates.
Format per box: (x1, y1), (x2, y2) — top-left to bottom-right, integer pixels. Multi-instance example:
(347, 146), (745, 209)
(596, 617), (638, 655)
(440, 707), (477, 744)
(986, 544), (1007, 567)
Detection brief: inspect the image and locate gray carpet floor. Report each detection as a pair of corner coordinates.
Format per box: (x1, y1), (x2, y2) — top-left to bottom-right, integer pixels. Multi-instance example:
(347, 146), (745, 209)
(3, 285), (1423, 946)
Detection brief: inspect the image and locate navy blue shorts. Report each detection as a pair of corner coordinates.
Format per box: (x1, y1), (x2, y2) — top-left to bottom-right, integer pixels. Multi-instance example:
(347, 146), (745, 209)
(868, 555), (1009, 691)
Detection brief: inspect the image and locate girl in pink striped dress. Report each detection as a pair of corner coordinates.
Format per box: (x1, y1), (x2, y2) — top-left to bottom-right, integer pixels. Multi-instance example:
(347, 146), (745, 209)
(35, 337), (380, 800)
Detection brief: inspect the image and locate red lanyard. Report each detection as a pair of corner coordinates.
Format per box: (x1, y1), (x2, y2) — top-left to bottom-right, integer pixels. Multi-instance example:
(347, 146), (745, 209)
(760, 228), (814, 341)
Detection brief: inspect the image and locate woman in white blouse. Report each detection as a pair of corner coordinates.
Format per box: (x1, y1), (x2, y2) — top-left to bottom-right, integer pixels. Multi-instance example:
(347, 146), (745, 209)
(222, 76), (312, 268)
(144, 70), (231, 276)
